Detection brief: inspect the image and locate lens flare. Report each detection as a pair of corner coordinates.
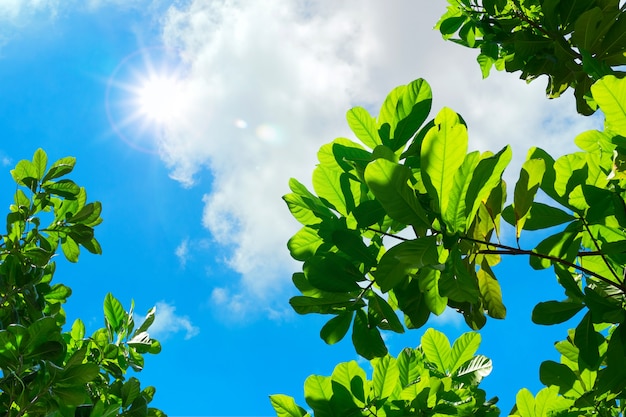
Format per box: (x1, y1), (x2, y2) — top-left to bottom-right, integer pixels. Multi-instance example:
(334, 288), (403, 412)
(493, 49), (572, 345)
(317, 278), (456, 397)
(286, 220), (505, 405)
(105, 46), (187, 153)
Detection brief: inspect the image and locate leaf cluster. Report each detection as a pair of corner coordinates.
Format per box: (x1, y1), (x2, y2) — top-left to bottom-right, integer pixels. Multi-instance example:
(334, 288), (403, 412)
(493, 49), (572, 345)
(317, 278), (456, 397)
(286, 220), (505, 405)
(271, 329), (498, 417)
(437, 0), (626, 114)
(278, 69), (626, 417)
(0, 149), (165, 417)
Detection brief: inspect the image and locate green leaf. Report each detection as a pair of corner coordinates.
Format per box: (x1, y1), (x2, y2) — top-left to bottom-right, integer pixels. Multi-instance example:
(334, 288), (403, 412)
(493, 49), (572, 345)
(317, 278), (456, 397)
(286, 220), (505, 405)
(352, 309), (387, 359)
(373, 237), (440, 293)
(372, 355), (399, 400)
(530, 227), (581, 270)
(44, 179), (81, 199)
(444, 151), (480, 233)
(332, 229), (376, 269)
(477, 266), (506, 319)
(591, 76), (626, 136)
(575, 312), (601, 369)
(439, 255), (480, 304)
(502, 202), (575, 231)
(32, 148), (48, 181)
(364, 158), (429, 228)
(122, 377), (141, 408)
(532, 301), (584, 325)
(418, 268), (447, 316)
(104, 293), (126, 333)
(464, 146), (512, 230)
(346, 107), (380, 149)
(391, 78), (432, 151)
(304, 375), (334, 417)
(133, 306), (156, 337)
(42, 156), (76, 182)
(320, 311), (353, 345)
(421, 328), (451, 374)
(304, 254), (363, 293)
(515, 388), (536, 417)
(330, 360), (367, 404)
(312, 164), (359, 216)
(449, 332), (480, 374)
(61, 235), (80, 263)
(513, 159), (546, 239)
(284, 178), (335, 226)
(454, 354), (492, 386)
(270, 395), (308, 417)
(539, 360), (577, 395)
(288, 226), (324, 261)
(11, 159), (38, 191)
(421, 107), (468, 217)
(59, 363), (100, 385)
(366, 291), (404, 333)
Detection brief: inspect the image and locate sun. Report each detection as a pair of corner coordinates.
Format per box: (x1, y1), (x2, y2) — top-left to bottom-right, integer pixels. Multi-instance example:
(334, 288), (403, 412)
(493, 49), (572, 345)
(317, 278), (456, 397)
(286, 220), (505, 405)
(135, 74), (185, 125)
(105, 47), (189, 153)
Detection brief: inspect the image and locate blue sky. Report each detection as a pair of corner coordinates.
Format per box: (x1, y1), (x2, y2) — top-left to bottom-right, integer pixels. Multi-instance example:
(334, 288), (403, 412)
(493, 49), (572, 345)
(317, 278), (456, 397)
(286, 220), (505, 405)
(0, 1), (604, 416)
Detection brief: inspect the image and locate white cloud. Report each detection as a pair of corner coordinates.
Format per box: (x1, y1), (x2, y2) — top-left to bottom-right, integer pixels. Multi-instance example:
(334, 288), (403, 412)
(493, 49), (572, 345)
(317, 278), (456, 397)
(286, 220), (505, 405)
(157, 1), (600, 318)
(175, 238), (189, 268)
(146, 301), (199, 340)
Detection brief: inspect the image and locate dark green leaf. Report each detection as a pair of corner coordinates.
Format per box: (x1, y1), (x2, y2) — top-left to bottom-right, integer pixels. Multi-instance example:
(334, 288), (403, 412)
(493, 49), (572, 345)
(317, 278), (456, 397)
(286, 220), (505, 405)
(352, 309), (387, 359)
(304, 254), (363, 293)
(320, 311), (353, 345)
(532, 301), (584, 325)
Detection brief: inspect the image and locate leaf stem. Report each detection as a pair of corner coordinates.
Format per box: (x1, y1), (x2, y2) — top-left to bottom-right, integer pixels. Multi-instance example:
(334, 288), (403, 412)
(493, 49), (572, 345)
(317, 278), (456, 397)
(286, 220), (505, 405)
(463, 236), (626, 293)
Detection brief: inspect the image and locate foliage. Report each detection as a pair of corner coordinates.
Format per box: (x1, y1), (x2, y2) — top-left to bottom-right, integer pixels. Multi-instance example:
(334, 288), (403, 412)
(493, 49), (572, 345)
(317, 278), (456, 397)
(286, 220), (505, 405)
(273, 5), (626, 412)
(270, 329), (498, 417)
(436, 0), (626, 115)
(0, 149), (164, 417)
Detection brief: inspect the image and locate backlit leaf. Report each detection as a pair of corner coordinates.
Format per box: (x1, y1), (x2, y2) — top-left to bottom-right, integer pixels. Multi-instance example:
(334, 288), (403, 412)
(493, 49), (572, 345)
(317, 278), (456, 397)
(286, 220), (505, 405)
(372, 354), (399, 400)
(421, 107), (468, 217)
(270, 395), (308, 417)
(449, 332), (480, 374)
(346, 106), (380, 150)
(364, 158), (429, 228)
(421, 328), (451, 374)
(591, 75), (626, 136)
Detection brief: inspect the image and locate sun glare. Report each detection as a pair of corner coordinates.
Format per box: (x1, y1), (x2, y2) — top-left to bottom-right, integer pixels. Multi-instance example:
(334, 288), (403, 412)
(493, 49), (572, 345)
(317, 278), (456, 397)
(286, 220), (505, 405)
(135, 74), (184, 125)
(105, 46), (189, 153)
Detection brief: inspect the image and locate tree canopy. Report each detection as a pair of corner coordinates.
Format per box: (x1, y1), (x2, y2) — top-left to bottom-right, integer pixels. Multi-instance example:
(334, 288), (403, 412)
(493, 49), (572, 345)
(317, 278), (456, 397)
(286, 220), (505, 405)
(0, 149), (164, 417)
(272, 0), (626, 415)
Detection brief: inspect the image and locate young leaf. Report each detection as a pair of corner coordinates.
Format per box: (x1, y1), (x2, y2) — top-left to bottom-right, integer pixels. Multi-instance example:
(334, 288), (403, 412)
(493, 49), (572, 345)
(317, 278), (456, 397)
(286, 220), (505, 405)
(270, 395), (309, 417)
(449, 332), (481, 374)
(32, 148), (48, 181)
(420, 107), (468, 217)
(372, 355), (399, 400)
(420, 328), (451, 374)
(104, 293), (126, 334)
(591, 76), (626, 136)
(346, 106), (380, 150)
